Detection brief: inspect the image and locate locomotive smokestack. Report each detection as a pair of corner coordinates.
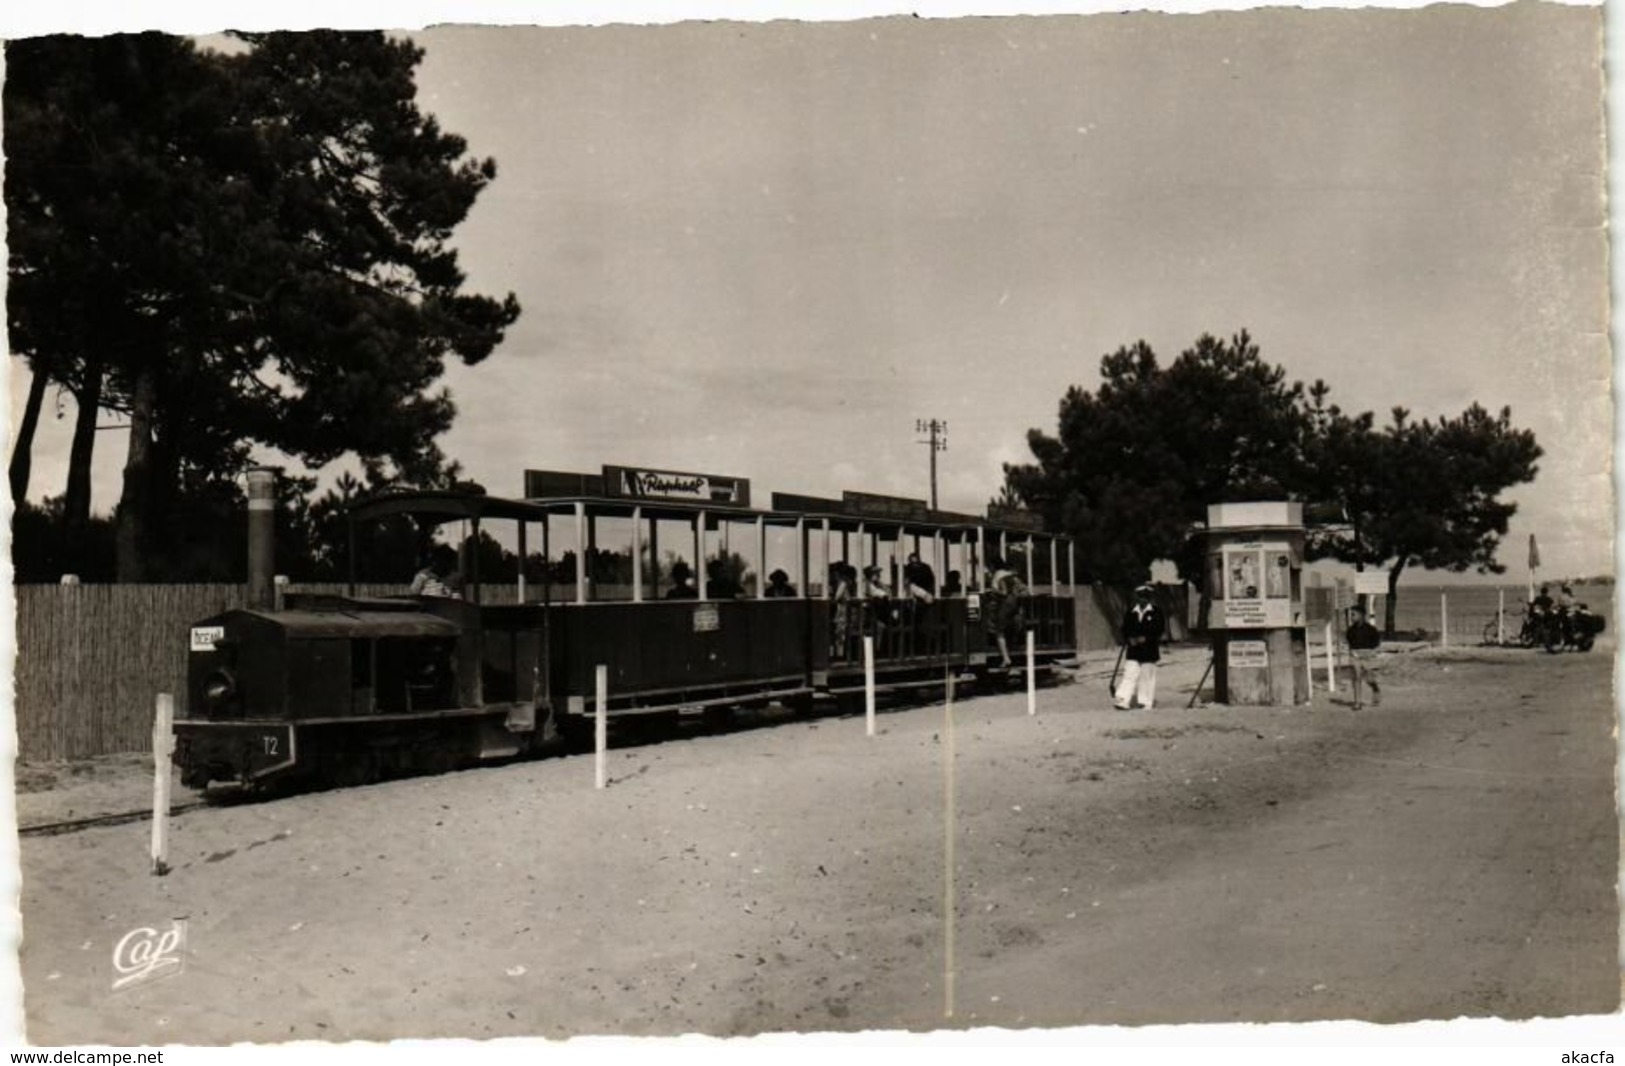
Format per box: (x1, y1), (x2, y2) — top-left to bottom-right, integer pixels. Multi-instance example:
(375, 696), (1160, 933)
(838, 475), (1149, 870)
(246, 468), (276, 611)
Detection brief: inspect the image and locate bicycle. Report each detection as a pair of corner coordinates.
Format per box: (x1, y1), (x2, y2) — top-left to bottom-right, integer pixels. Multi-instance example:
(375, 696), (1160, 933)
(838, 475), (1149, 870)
(1481, 604), (1539, 647)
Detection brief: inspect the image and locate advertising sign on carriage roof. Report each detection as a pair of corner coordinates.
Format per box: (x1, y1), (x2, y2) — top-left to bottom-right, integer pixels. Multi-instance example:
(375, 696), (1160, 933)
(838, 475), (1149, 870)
(841, 490), (929, 522)
(986, 503), (1046, 532)
(603, 465), (751, 507)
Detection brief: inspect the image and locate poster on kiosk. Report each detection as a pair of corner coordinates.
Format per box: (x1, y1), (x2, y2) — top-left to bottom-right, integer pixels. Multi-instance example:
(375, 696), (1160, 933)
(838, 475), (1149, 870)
(1215, 542), (1294, 628)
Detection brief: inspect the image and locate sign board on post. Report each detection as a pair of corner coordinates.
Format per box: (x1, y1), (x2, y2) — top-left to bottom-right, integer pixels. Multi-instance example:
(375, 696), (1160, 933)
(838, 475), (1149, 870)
(1354, 571), (1389, 597)
(1227, 640), (1269, 669)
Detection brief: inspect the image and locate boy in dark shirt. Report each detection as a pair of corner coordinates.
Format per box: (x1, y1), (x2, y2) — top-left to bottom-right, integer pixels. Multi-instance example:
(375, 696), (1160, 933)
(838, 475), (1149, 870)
(1346, 605), (1382, 708)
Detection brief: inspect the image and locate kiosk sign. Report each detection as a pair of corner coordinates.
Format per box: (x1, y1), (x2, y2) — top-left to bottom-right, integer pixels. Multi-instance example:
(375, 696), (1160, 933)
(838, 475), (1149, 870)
(1227, 640), (1269, 669)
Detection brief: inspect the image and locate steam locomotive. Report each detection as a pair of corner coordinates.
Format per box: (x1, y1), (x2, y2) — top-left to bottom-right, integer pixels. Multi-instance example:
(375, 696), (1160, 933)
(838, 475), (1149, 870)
(174, 465), (1080, 790)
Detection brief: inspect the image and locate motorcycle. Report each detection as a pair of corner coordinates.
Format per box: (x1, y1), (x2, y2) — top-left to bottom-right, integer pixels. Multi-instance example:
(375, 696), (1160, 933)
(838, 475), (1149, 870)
(1537, 603), (1606, 653)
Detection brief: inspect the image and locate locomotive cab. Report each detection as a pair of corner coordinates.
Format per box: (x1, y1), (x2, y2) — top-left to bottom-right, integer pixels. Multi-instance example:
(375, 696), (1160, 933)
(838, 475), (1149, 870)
(176, 601), (463, 788)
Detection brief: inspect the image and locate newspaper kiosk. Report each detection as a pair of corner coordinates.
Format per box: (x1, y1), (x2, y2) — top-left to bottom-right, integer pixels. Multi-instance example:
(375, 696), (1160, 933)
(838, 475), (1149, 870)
(1205, 501), (1308, 705)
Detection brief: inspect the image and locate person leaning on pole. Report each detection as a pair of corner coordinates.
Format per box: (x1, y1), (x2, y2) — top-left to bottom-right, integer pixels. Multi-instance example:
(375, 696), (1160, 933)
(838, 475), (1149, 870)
(1346, 604), (1383, 708)
(1114, 583), (1165, 711)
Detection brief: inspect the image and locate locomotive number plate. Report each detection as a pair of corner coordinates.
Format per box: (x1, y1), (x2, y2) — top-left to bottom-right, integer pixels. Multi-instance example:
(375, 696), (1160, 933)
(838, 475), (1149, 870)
(692, 604), (720, 633)
(190, 626), (225, 652)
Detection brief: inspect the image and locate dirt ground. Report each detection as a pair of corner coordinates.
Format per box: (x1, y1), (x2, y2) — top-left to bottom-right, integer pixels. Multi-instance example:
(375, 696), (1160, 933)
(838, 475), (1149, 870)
(10, 640), (1620, 1044)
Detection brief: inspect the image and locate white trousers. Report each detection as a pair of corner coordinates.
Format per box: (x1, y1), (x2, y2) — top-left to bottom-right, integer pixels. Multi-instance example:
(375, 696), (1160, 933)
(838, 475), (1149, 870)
(1115, 660), (1158, 708)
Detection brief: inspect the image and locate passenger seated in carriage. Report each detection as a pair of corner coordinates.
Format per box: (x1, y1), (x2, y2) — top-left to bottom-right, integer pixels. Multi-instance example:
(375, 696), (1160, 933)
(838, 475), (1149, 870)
(903, 553), (936, 603)
(410, 545), (461, 598)
(764, 569), (797, 597)
(665, 561), (698, 599)
(861, 564), (898, 637)
(705, 558), (743, 599)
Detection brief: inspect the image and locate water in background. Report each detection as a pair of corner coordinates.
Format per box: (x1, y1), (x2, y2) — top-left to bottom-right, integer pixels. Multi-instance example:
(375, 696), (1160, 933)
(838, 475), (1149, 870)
(1381, 581), (1614, 639)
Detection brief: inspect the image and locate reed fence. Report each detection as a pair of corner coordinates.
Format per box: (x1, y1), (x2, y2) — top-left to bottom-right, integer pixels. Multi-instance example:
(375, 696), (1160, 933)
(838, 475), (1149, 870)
(12, 582), (411, 761)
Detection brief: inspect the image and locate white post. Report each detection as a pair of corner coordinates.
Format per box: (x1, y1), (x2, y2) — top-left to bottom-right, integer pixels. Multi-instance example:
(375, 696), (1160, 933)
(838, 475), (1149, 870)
(1324, 621), (1335, 692)
(1026, 630), (1036, 715)
(151, 694), (174, 876)
(1440, 592), (1448, 648)
(1304, 629), (1314, 694)
(594, 664), (608, 790)
(943, 665), (956, 1020)
(1498, 588), (1505, 645)
(864, 636), (876, 737)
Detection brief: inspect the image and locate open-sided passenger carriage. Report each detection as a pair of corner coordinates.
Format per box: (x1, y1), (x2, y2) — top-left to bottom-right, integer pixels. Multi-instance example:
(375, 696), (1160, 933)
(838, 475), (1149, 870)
(174, 465), (1078, 790)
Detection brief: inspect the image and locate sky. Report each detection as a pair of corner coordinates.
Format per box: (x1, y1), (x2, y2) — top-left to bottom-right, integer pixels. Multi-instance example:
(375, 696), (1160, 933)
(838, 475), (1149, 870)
(6, 2), (1614, 586)
(5, 1), (1615, 585)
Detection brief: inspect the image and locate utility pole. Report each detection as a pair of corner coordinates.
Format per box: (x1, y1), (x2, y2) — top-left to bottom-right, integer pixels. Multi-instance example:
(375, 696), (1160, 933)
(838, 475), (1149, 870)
(916, 418), (947, 510)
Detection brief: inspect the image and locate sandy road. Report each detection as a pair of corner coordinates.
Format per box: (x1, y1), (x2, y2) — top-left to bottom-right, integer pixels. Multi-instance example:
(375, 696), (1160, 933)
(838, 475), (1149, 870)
(15, 642), (1619, 1043)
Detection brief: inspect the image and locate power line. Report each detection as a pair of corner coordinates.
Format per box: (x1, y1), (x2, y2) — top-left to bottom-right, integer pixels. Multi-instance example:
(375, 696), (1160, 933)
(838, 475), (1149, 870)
(915, 418), (947, 510)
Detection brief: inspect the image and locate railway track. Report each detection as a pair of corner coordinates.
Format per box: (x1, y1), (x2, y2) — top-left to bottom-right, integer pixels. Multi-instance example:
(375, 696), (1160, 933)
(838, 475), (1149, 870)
(19, 800), (211, 838)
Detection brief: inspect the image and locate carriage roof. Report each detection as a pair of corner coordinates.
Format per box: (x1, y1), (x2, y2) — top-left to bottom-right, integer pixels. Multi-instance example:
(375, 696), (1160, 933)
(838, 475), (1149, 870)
(347, 488), (1066, 543)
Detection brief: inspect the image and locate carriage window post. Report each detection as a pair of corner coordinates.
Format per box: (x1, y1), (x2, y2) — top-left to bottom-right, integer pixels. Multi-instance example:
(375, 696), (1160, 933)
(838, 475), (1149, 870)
(795, 517), (807, 598)
(1025, 533), (1034, 590)
(756, 516), (767, 600)
(695, 510), (707, 601)
(517, 520), (528, 603)
(542, 515), (552, 605)
(632, 506), (644, 603)
(574, 502), (587, 605)
(822, 518), (832, 599)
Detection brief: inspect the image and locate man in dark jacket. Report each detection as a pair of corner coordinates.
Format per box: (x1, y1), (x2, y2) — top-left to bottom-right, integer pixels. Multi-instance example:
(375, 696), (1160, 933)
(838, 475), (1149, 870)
(1114, 584), (1165, 710)
(1346, 605), (1382, 707)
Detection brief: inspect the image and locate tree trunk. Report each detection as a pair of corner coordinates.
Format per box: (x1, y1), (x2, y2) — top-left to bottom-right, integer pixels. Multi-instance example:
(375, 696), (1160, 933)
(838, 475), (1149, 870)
(63, 355), (105, 574)
(114, 366), (159, 583)
(9, 366), (49, 504)
(1385, 559), (1407, 636)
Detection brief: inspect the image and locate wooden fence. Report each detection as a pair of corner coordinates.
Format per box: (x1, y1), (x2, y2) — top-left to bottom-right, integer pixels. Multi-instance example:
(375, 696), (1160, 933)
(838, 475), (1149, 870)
(11, 580), (1186, 761)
